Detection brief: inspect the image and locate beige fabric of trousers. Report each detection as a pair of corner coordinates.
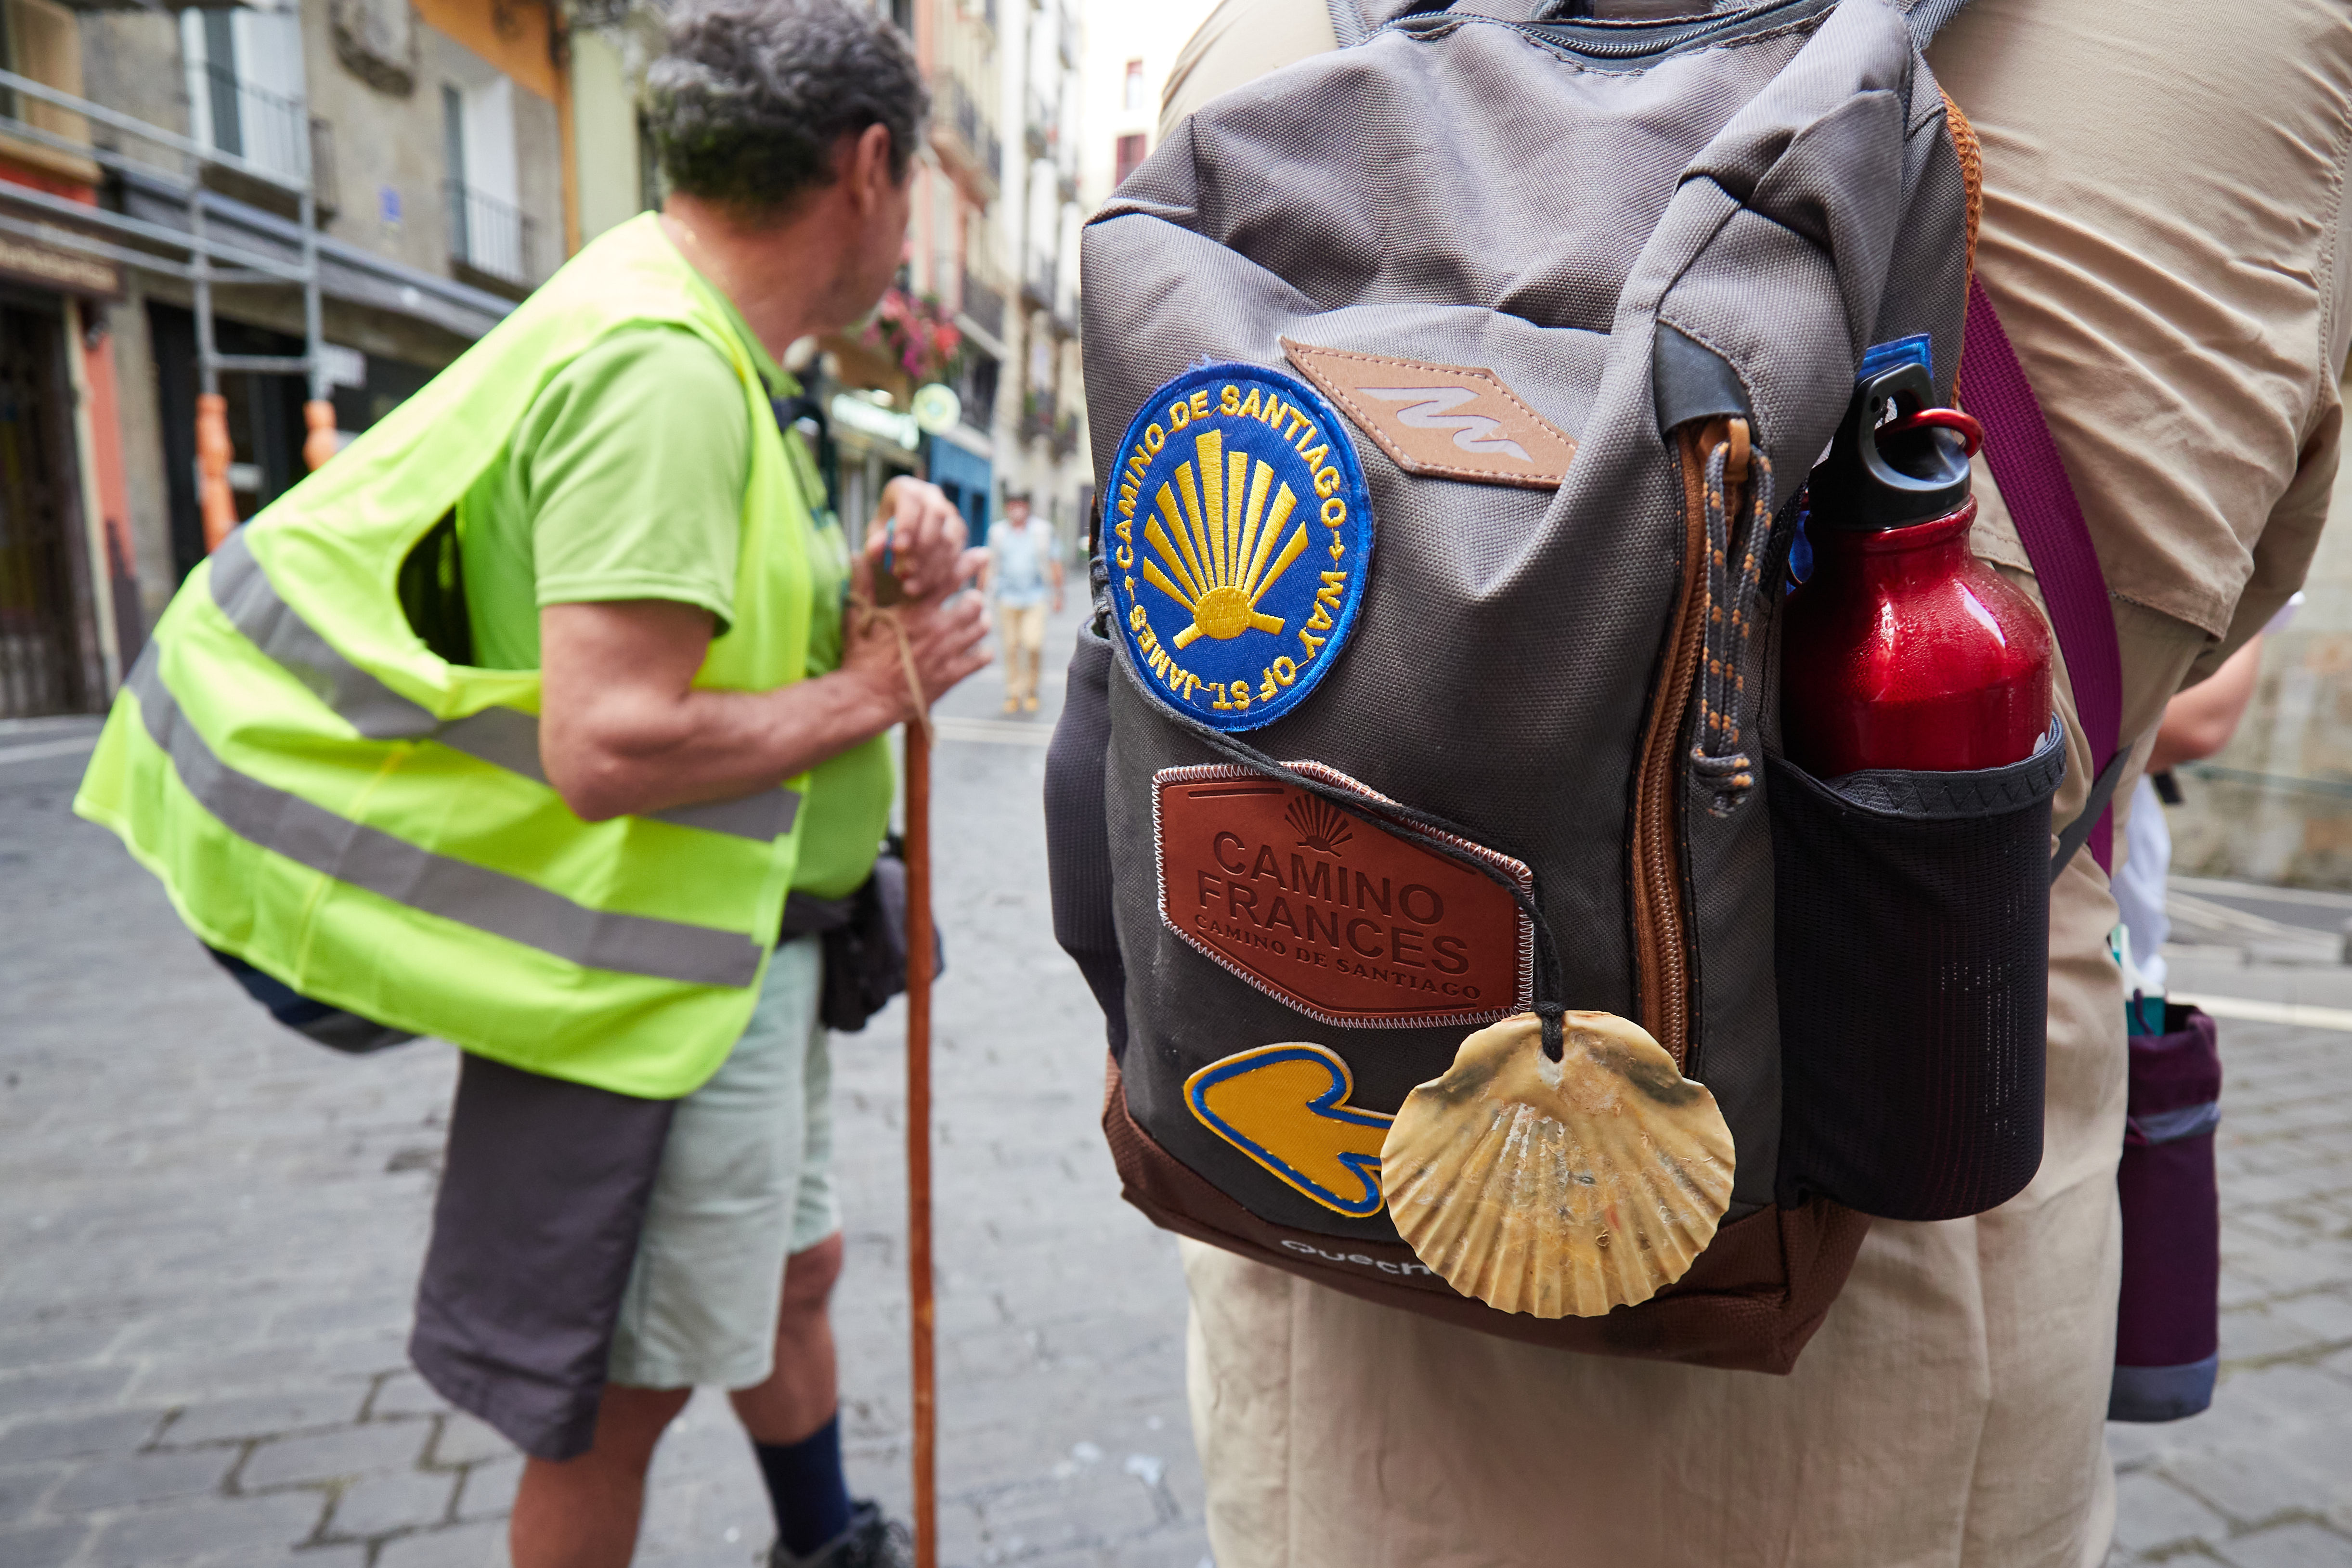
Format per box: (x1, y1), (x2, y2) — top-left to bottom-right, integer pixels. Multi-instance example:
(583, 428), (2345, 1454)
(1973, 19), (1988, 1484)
(1000, 602), (1048, 704)
(1155, 3), (2352, 1565)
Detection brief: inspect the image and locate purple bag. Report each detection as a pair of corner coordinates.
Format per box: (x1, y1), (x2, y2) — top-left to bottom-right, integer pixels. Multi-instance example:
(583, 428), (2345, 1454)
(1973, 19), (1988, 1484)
(2110, 1004), (2222, 1421)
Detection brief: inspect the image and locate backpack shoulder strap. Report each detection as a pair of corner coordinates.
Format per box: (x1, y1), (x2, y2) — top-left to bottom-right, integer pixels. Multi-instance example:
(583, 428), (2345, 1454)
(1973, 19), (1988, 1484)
(1899, 0), (1973, 49)
(1961, 276), (2128, 881)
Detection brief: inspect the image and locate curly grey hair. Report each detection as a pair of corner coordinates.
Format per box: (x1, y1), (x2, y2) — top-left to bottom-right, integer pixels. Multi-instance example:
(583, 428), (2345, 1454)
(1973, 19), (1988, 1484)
(645, 0), (929, 216)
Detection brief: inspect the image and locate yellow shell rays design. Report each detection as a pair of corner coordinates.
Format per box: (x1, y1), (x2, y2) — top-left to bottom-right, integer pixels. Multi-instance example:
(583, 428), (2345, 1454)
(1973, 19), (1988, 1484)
(1142, 430), (1312, 649)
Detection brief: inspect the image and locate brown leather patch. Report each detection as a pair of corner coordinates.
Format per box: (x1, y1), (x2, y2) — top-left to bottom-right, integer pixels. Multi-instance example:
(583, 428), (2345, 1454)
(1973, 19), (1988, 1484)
(1282, 338), (1576, 489)
(1154, 760), (1531, 1028)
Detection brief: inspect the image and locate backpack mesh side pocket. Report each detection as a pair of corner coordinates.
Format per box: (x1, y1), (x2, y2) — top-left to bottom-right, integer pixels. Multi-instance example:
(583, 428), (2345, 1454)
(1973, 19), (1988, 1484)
(1768, 728), (2065, 1219)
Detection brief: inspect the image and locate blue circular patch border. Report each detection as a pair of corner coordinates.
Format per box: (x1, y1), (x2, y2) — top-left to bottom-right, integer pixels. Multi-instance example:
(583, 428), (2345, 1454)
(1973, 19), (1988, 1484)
(1101, 362), (1375, 733)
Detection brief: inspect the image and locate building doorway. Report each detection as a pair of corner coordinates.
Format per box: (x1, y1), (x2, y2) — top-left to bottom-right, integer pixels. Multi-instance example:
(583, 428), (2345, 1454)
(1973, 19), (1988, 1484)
(0, 300), (98, 718)
(150, 304), (314, 584)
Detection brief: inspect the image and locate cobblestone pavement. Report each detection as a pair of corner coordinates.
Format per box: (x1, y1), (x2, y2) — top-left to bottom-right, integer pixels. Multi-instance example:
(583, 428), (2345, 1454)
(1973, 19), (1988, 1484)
(0, 618), (1208, 1568)
(5, 629), (2351, 1567)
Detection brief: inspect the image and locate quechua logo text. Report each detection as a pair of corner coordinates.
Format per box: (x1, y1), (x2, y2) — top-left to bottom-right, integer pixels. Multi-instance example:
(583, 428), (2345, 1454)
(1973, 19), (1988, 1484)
(1105, 363), (1373, 731)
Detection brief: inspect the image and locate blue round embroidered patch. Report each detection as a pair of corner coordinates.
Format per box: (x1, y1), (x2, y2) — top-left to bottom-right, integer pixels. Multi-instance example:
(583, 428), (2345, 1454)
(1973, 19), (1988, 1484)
(1102, 363), (1374, 731)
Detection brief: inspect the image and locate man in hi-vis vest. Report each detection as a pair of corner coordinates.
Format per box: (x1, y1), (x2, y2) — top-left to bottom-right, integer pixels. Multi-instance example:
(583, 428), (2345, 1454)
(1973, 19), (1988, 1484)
(74, 3), (984, 1565)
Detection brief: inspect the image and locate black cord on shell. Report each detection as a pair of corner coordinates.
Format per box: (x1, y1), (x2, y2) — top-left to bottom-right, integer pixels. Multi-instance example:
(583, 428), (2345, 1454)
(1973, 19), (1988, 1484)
(1534, 1001), (1565, 1062)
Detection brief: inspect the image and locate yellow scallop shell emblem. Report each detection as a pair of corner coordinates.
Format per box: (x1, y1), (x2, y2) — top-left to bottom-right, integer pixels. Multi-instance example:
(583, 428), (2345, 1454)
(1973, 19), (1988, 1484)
(1379, 1011), (1735, 1318)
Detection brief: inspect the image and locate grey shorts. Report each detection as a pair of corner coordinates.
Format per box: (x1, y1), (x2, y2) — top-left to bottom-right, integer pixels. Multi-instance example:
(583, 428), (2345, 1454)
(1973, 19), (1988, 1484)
(410, 937), (839, 1459)
(610, 936), (841, 1390)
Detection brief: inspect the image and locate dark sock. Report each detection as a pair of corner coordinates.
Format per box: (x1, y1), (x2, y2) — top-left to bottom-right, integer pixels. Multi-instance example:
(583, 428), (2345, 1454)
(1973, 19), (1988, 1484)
(754, 1413), (853, 1557)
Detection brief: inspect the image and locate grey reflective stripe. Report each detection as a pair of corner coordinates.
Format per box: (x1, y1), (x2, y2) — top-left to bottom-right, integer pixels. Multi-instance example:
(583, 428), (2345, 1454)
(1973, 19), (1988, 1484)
(211, 530), (438, 740)
(431, 705), (546, 777)
(650, 789), (797, 840)
(210, 529), (798, 842)
(2129, 1101), (2221, 1145)
(129, 652), (764, 988)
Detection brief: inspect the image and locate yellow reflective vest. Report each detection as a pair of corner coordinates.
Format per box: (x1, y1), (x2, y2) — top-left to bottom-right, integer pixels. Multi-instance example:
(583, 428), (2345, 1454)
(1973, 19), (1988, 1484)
(74, 214), (889, 1098)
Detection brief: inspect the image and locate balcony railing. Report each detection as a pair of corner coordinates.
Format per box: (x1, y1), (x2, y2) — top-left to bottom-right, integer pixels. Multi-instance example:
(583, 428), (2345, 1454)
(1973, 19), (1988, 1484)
(960, 350), (999, 429)
(1022, 250), (1055, 311)
(1017, 388), (1080, 459)
(1020, 387), (1056, 445)
(445, 179), (533, 286)
(1024, 87), (1055, 159)
(960, 267), (1004, 340)
(938, 76), (1002, 188)
(197, 63), (308, 183)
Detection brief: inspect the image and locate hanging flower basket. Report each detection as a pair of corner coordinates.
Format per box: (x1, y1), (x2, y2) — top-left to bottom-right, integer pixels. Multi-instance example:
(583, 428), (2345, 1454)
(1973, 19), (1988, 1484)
(863, 287), (965, 384)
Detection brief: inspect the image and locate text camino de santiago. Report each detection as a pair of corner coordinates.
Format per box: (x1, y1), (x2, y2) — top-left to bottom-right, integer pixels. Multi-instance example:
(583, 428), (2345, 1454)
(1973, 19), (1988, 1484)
(1111, 379), (1356, 714)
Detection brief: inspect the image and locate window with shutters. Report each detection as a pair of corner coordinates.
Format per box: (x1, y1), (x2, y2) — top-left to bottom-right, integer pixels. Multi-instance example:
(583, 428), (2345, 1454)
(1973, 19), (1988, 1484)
(179, 2), (308, 182)
(442, 75), (528, 286)
(0, 0), (96, 183)
(1115, 132), (1146, 189)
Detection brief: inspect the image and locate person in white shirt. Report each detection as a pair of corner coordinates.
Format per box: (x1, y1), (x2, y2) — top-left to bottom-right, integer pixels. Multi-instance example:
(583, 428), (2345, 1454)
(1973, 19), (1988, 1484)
(982, 492), (1063, 714)
(2115, 594), (2300, 1005)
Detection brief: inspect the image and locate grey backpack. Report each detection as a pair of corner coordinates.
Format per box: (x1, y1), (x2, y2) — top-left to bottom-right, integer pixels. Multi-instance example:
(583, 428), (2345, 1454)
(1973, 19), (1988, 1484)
(1048, 0), (2054, 1372)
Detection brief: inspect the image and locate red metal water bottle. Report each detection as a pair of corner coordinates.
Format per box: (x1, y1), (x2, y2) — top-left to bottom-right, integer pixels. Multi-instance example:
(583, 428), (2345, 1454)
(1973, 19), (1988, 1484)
(1783, 361), (2052, 776)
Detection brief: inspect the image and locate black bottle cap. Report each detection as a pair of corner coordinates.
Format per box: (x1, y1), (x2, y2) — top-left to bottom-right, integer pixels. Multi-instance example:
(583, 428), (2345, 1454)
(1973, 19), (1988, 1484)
(1806, 361), (1973, 531)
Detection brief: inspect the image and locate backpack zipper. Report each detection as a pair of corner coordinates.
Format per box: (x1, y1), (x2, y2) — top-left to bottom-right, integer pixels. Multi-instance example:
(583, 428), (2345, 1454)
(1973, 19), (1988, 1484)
(1632, 419), (1746, 1068)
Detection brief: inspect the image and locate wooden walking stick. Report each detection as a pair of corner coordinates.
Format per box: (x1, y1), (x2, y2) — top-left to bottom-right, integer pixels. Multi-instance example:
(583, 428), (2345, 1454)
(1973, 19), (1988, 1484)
(904, 700), (938, 1568)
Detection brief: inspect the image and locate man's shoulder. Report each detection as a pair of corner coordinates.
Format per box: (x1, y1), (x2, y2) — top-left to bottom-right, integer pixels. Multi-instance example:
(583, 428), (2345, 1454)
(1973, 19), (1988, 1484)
(560, 324), (748, 403)
(519, 325), (753, 469)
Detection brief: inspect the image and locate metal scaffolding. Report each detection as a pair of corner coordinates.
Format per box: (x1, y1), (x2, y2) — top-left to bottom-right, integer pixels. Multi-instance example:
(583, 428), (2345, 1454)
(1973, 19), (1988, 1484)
(0, 61), (332, 544)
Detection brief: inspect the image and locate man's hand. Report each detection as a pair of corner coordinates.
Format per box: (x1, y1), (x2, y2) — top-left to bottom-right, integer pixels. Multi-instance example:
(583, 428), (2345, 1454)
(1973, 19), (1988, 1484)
(541, 567), (981, 825)
(842, 552), (991, 720)
(868, 477), (968, 601)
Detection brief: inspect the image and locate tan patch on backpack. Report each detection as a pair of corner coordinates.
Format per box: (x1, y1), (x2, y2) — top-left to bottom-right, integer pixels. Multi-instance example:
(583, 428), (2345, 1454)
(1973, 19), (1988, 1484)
(1281, 339), (1576, 490)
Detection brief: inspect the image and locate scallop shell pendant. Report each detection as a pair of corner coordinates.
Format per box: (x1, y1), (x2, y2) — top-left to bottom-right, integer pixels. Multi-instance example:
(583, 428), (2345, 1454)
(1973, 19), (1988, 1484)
(1379, 1011), (1735, 1319)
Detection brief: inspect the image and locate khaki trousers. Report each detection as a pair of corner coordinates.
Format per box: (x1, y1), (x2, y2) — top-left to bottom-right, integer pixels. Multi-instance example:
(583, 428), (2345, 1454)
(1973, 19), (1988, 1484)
(1161, 1), (2352, 1564)
(999, 602), (1048, 704)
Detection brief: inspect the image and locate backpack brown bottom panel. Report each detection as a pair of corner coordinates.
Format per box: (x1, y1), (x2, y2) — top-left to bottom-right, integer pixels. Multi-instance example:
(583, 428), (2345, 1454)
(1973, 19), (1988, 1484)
(1104, 1054), (1868, 1375)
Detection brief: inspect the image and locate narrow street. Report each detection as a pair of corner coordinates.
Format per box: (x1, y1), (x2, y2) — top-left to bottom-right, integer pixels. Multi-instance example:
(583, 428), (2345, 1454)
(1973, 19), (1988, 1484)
(1, 604), (1208, 1568)
(2, 610), (2349, 1568)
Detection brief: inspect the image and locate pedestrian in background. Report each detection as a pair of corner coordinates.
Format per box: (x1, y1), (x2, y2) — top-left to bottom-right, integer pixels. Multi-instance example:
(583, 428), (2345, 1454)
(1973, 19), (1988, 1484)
(73, 1), (988, 1565)
(984, 490), (1062, 714)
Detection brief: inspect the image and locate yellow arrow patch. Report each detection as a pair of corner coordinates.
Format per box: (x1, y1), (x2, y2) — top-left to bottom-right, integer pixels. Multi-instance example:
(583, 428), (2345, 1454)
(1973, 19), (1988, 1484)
(1184, 1043), (1394, 1216)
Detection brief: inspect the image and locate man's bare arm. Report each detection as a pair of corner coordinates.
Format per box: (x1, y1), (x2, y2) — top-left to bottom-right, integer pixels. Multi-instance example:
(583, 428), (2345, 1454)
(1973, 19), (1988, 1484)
(540, 552), (988, 823)
(2147, 633), (2265, 775)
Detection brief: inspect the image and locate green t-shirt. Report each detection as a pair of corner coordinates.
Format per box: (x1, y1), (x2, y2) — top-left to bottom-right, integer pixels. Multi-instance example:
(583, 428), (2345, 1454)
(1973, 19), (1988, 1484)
(459, 293), (845, 674)
(457, 279), (878, 896)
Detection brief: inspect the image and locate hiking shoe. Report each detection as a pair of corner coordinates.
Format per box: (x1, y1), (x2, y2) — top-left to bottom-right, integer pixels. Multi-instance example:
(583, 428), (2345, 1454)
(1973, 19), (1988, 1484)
(767, 1501), (912, 1568)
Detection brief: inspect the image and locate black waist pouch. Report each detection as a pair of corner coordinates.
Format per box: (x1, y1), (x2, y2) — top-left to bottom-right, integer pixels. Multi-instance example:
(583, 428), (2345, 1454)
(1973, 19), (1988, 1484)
(782, 840), (946, 1034)
(1770, 725), (2066, 1220)
(208, 946), (417, 1054)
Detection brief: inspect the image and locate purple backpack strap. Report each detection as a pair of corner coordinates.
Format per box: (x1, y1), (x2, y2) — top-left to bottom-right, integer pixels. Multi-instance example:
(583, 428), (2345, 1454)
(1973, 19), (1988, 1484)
(1960, 277), (2128, 879)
